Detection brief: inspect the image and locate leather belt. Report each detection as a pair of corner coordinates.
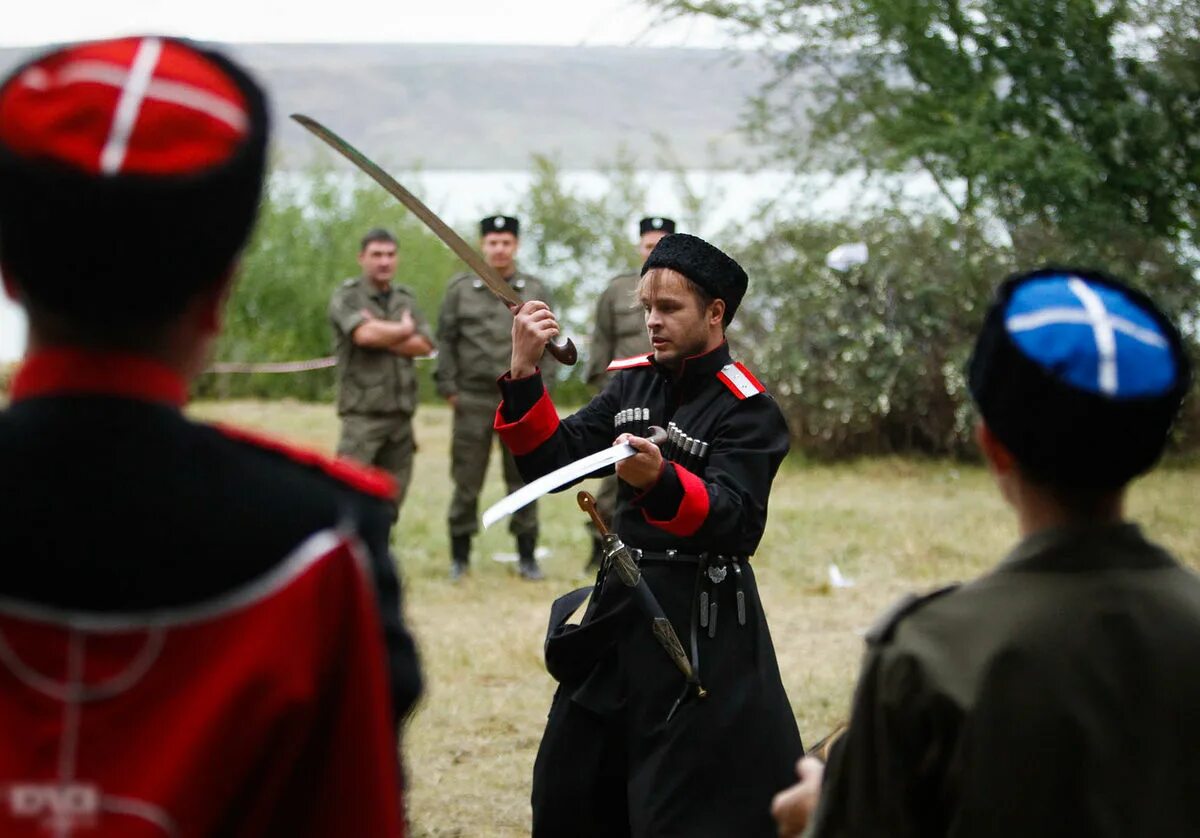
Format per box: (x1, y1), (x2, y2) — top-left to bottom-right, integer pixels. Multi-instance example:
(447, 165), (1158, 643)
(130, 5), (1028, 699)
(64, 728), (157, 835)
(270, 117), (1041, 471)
(630, 549), (747, 565)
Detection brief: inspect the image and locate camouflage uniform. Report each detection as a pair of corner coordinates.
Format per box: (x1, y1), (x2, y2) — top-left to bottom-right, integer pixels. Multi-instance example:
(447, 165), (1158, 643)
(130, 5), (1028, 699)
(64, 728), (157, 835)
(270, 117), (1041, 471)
(584, 271), (650, 562)
(435, 269), (555, 546)
(329, 276), (433, 520)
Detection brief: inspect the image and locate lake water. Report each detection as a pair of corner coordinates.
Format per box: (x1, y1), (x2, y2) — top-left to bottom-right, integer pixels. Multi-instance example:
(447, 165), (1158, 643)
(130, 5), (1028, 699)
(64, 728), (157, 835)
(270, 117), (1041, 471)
(0, 167), (950, 362)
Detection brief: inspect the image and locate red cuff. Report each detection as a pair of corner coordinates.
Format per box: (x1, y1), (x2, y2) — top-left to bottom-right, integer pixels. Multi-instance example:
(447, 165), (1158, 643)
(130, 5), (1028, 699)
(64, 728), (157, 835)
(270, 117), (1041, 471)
(494, 389), (561, 455)
(642, 464), (710, 537)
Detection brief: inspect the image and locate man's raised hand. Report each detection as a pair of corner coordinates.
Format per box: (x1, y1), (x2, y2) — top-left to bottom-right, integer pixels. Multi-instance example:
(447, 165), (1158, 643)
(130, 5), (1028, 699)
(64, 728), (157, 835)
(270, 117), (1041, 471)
(510, 300), (560, 379)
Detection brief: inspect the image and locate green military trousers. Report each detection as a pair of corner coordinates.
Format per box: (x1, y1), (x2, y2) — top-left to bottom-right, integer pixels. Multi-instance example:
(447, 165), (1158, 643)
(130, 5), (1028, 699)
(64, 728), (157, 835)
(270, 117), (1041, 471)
(448, 391), (538, 538)
(336, 411), (415, 521)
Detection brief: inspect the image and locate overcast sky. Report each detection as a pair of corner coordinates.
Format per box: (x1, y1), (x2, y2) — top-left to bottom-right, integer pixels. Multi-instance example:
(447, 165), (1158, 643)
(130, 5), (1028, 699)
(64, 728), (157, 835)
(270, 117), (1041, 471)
(2, 0), (734, 48)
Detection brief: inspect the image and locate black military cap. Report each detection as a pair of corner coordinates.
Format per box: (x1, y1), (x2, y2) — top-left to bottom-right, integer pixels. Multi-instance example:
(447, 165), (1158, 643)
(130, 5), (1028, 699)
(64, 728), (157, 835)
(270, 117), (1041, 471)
(0, 36), (269, 327)
(639, 216), (676, 235)
(641, 233), (748, 326)
(968, 266), (1191, 489)
(481, 215), (519, 237)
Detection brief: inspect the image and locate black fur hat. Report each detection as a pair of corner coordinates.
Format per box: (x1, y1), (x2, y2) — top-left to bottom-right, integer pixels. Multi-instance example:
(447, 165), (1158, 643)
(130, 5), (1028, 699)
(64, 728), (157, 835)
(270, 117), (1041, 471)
(641, 233), (748, 325)
(0, 36), (270, 329)
(638, 216), (676, 235)
(481, 215), (519, 237)
(968, 266), (1191, 489)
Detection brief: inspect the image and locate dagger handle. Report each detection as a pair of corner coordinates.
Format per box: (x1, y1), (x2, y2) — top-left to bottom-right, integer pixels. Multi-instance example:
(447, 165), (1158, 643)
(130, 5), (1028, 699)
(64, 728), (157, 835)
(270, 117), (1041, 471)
(546, 336), (578, 365)
(646, 425), (668, 446)
(576, 491), (610, 535)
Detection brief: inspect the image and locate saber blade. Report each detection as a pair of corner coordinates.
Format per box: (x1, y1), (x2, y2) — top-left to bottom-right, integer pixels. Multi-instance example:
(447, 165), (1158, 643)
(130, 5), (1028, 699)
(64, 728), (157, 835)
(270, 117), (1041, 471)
(482, 442), (637, 529)
(482, 425), (667, 528)
(290, 113), (577, 364)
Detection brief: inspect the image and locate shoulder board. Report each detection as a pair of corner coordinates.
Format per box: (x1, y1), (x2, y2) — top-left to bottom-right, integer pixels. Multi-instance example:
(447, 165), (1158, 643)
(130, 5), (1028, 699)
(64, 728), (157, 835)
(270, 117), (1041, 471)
(717, 362), (766, 400)
(865, 583), (960, 645)
(606, 354), (653, 372)
(215, 423), (396, 501)
(341, 277), (358, 288)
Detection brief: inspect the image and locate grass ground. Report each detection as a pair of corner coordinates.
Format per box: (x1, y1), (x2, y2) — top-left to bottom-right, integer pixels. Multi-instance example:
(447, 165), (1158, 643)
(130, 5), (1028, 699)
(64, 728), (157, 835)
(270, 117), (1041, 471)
(189, 399), (1200, 837)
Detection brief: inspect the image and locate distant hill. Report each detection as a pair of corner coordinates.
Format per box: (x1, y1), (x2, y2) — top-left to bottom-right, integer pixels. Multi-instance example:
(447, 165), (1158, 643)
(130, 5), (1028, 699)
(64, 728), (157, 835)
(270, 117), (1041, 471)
(0, 43), (787, 170)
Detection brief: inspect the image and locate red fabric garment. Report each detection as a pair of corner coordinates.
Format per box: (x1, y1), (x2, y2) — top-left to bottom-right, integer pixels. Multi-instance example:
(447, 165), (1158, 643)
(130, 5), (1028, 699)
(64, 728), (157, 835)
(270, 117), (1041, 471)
(640, 463), (711, 536)
(494, 382), (561, 456)
(0, 531), (404, 837)
(0, 36), (248, 175)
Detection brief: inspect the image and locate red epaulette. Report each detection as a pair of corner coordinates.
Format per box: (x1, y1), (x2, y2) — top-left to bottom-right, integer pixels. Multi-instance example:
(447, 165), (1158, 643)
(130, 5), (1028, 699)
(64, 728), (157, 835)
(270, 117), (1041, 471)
(716, 362), (767, 400)
(606, 354), (653, 372)
(215, 423), (397, 501)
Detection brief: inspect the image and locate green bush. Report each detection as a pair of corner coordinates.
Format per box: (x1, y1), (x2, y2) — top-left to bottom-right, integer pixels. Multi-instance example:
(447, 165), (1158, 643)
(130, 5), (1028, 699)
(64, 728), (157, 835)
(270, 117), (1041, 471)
(733, 212), (1200, 458)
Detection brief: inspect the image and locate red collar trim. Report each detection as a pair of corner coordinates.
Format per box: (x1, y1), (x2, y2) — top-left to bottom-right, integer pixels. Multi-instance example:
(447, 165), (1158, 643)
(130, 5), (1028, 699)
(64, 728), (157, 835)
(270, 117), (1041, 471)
(10, 348), (188, 406)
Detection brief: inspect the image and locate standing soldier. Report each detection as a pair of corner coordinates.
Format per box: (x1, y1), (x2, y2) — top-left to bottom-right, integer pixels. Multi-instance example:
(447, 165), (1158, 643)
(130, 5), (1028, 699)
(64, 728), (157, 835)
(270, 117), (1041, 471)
(496, 233), (803, 835)
(582, 215), (675, 571)
(436, 215), (555, 581)
(329, 228), (434, 525)
(773, 267), (1200, 837)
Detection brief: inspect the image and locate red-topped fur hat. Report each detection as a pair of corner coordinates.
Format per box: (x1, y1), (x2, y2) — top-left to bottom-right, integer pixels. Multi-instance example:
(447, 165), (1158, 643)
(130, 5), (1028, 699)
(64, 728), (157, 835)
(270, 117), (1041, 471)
(0, 36), (269, 328)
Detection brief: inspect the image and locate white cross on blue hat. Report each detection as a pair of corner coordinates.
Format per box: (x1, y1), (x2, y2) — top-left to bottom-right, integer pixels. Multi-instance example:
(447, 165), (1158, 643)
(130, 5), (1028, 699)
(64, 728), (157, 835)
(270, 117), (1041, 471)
(1004, 274), (1178, 399)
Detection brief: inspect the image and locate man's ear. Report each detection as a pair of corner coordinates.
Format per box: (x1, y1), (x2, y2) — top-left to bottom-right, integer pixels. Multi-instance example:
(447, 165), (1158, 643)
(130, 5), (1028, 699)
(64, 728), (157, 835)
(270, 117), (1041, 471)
(709, 298), (726, 327)
(976, 420), (1016, 476)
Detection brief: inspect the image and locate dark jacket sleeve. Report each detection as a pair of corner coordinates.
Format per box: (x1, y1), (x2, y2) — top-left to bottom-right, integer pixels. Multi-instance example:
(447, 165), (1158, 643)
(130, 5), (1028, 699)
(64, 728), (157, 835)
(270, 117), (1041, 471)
(807, 644), (946, 837)
(632, 394), (790, 551)
(495, 371), (623, 486)
(355, 496), (423, 728)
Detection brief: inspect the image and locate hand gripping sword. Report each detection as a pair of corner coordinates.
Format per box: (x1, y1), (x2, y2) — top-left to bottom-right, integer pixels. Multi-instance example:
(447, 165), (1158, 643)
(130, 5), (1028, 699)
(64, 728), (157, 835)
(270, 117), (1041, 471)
(290, 113), (577, 366)
(481, 426), (668, 529)
(577, 491), (706, 719)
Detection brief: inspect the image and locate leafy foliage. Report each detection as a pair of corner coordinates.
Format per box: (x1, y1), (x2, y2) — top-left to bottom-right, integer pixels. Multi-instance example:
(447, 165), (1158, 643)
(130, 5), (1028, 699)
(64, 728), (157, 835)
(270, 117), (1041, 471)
(649, 0), (1200, 456)
(648, 0), (1200, 257)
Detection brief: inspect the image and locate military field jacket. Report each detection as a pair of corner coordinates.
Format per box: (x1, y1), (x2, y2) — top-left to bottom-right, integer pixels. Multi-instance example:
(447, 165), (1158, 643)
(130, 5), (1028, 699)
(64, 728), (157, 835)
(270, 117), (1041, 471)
(435, 269), (555, 398)
(585, 271), (651, 388)
(810, 523), (1200, 837)
(329, 276), (432, 416)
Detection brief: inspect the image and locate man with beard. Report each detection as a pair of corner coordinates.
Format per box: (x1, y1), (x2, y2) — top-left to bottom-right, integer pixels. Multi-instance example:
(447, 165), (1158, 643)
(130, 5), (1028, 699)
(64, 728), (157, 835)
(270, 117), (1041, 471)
(581, 215), (675, 572)
(495, 233), (803, 836)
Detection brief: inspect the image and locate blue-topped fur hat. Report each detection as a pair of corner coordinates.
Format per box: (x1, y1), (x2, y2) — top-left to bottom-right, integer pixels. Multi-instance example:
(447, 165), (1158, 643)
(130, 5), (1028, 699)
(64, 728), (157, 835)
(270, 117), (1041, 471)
(480, 215), (519, 237)
(641, 233), (748, 326)
(968, 266), (1191, 489)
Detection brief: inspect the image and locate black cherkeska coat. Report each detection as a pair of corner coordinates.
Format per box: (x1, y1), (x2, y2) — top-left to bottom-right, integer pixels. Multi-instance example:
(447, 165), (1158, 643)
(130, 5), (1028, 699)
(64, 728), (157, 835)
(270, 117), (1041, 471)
(497, 342), (803, 837)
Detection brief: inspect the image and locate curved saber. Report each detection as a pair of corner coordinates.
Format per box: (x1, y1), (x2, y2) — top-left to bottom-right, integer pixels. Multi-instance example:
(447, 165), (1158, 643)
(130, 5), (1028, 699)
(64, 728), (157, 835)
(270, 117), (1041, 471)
(290, 113), (577, 365)
(482, 426), (667, 528)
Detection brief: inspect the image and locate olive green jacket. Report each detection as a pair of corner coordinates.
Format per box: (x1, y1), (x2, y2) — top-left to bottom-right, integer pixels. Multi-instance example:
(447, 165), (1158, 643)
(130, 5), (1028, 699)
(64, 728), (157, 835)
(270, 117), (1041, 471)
(809, 523), (1200, 837)
(434, 269), (555, 397)
(585, 271), (651, 388)
(329, 276), (432, 415)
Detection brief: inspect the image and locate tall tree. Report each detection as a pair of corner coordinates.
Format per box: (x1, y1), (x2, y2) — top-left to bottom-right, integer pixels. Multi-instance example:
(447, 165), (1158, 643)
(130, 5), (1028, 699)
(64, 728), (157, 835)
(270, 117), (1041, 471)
(648, 0), (1200, 269)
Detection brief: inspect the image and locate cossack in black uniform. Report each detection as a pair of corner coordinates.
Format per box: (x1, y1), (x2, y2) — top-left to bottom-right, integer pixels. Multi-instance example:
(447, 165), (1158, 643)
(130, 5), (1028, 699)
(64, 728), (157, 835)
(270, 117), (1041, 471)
(496, 233), (803, 837)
